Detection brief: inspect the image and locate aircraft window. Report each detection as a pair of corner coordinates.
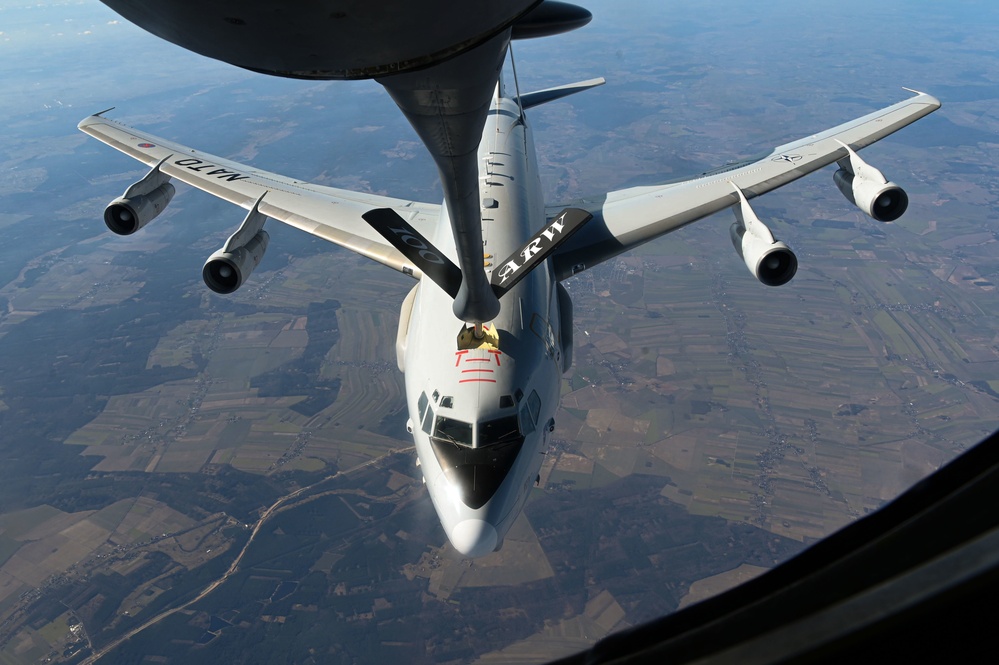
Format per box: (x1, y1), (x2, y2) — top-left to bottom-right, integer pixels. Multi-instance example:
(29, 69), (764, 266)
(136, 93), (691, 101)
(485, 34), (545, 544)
(520, 406), (536, 435)
(479, 415), (521, 446)
(421, 404), (434, 435)
(499, 394), (514, 409)
(440, 396), (454, 409)
(530, 313), (557, 359)
(432, 389), (440, 403)
(527, 390), (541, 424)
(418, 391), (428, 419)
(434, 415), (472, 446)
(515, 388), (524, 403)
(429, 435), (524, 510)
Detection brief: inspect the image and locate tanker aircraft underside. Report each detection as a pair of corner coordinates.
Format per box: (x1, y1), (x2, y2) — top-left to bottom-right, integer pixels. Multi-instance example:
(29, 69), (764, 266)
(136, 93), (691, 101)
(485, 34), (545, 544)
(80, 1), (940, 556)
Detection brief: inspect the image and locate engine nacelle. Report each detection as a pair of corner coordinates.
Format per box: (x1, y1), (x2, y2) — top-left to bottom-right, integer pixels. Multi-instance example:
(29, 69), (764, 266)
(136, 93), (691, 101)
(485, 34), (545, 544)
(730, 185), (797, 287)
(833, 142), (908, 222)
(730, 224), (797, 287)
(104, 157), (175, 235)
(833, 169), (908, 222)
(104, 182), (176, 235)
(203, 230), (269, 294)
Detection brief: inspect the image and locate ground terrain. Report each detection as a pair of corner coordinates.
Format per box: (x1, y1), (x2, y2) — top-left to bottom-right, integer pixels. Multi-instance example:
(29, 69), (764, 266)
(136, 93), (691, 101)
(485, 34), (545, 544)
(0, 1), (996, 662)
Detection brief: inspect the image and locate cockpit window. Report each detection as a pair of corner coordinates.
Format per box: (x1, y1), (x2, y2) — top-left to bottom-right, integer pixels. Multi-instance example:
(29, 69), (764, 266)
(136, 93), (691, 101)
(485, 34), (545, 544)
(430, 418), (525, 510)
(479, 415), (521, 446)
(520, 405), (536, 435)
(440, 396), (454, 409)
(527, 390), (541, 425)
(499, 394), (515, 409)
(430, 434), (524, 510)
(530, 313), (558, 360)
(434, 415), (472, 446)
(421, 399), (434, 435)
(418, 391), (429, 420)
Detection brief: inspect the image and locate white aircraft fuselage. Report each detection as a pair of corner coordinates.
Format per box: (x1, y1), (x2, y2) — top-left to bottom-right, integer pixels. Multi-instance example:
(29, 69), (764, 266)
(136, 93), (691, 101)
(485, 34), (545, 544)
(401, 92), (563, 557)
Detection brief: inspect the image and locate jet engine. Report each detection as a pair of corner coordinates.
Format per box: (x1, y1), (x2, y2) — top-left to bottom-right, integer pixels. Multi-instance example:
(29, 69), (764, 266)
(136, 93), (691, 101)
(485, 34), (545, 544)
(202, 194), (270, 294)
(832, 142), (908, 222)
(104, 157), (174, 235)
(203, 232), (269, 294)
(730, 186), (797, 287)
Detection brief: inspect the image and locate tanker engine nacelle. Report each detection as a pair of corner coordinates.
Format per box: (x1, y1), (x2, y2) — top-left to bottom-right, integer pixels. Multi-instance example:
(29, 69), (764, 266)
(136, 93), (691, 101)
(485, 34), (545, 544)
(202, 194), (270, 294)
(730, 185), (798, 287)
(104, 157), (175, 235)
(203, 231), (269, 294)
(832, 141), (908, 222)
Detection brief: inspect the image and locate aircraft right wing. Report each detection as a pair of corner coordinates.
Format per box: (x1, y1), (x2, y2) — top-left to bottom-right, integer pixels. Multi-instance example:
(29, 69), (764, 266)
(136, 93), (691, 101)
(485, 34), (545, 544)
(78, 113), (441, 277)
(550, 91), (941, 280)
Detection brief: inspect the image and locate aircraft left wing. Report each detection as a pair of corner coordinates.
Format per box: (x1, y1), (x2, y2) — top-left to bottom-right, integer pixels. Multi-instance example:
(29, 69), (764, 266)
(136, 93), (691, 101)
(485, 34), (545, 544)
(550, 91), (941, 280)
(78, 114), (441, 277)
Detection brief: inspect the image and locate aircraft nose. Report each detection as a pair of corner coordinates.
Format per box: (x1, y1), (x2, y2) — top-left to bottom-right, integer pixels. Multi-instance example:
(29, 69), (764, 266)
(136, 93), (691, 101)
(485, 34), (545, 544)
(449, 519), (498, 558)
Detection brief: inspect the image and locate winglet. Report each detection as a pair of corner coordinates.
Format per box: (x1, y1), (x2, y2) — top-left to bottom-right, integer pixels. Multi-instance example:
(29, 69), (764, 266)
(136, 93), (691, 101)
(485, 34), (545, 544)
(900, 87), (942, 110)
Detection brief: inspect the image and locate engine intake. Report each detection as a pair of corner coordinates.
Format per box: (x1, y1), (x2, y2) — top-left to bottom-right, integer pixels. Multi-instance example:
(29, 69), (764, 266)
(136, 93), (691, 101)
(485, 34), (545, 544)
(730, 185), (797, 287)
(833, 142), (908, 222)
(730, 224), (798, 287)
(833, 169), (908, 222)
(203, 230), (269, 294)
(104, 156), (174, 235)
(203, 193), (271, 294)
(104, 182), (176, 235)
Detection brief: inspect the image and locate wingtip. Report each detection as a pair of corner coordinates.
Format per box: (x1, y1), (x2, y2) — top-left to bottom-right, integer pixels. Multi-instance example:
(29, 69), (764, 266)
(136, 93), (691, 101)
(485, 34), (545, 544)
(78, 107), (116, 131)
(902, 87), (942, 110)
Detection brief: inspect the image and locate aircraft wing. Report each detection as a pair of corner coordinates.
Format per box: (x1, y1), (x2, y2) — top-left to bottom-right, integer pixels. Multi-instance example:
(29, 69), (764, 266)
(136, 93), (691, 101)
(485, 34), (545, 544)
(78, 114), (441, 276)
(550, 91), (941, 280)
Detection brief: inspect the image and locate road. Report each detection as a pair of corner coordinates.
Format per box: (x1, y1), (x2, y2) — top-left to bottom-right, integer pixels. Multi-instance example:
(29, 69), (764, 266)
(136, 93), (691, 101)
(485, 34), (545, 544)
(81, 447), (412, 664)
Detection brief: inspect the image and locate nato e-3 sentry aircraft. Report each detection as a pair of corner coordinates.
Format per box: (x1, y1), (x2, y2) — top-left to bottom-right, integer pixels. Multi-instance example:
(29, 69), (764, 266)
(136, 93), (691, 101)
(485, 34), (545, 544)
(79, 1), (940, 557)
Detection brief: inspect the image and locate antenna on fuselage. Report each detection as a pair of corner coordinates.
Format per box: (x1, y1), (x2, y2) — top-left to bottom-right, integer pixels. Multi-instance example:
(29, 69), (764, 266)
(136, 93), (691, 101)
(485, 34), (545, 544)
(509, 43), (525, 122)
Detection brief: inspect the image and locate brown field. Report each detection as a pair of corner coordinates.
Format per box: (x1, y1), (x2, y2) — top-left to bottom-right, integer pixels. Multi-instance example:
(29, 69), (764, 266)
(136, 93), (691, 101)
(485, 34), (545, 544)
(550, 205), (999, 541)
(678, 564), (770, 608)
